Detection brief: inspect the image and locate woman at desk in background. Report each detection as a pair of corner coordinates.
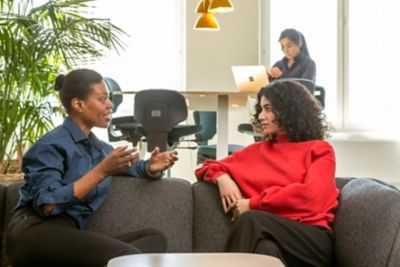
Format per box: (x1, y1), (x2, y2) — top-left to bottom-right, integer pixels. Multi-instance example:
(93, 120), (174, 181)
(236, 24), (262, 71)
(267, 28), (316, 82)
(195, 80), (338, 266)
(6, 69), (178, 267)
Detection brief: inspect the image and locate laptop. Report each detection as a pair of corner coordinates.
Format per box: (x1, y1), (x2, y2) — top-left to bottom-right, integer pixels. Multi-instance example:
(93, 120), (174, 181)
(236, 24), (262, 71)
(231, 65), (269, 92)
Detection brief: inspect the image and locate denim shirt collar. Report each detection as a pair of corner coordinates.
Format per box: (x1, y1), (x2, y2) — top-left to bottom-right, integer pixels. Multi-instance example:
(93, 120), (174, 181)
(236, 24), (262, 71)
(63, 117), (89, 143)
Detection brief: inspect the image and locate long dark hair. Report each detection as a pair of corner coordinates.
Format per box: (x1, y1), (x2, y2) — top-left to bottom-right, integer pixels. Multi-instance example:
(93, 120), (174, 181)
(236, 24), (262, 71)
(54, 69), (103, 113)
(253, 80), (328, 141)
(279, 28), (310, 57)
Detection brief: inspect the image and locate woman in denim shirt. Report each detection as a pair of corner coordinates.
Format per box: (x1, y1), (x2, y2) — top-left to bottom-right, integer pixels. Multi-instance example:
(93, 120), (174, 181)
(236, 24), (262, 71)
(6, 69), (178, 267)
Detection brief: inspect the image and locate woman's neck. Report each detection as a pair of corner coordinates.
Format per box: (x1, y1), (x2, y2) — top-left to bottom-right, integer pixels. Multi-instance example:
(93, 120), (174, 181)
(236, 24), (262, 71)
(287, 58), (295, 68)
(69, 115), (91, 136)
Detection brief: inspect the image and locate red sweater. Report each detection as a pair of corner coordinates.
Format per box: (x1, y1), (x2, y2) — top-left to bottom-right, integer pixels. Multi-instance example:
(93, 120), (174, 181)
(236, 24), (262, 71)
(195, 134), (339, 230)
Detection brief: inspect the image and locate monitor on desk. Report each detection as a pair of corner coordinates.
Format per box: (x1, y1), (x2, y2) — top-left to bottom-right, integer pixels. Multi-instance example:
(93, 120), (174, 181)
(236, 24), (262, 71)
(231, 65), (269, 93)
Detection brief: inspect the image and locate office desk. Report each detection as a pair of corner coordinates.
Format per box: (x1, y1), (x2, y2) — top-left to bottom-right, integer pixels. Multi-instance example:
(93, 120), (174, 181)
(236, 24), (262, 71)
(113, 90), (256, 159)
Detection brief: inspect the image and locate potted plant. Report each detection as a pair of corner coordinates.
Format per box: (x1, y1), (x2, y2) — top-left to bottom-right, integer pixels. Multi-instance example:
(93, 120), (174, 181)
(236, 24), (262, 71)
(0, 0), (126, 181)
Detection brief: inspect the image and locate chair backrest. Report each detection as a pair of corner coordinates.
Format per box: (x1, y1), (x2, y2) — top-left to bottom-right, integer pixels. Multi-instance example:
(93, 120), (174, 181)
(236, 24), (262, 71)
(104, 77), (124, 142)
(134, 89), (188, 151)
(193, 111), (216, 145)
(314, 85), (325, 108)
(278, 78), (325, 108)
(280, 78), (316, 94)
(104, 77), (123, 113)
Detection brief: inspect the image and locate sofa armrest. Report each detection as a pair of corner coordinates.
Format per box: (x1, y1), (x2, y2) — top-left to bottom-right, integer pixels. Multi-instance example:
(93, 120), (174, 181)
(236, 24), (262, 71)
(192, 181), (231, 252)
(86, 176), (193, 252)
(333, 178), (400, 267)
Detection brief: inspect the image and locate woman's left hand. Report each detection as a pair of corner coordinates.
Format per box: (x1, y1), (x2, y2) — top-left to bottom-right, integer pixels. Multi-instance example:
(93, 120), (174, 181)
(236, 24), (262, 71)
(231, 199), (250, 222)
(147, 147), (178, 175)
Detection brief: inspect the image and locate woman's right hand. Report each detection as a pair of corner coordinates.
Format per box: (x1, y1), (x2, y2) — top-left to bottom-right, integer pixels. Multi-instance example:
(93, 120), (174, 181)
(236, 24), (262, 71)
(216, 174), (243, 213)
(267, 67), (283, 79)
(97, 146), (139, 177)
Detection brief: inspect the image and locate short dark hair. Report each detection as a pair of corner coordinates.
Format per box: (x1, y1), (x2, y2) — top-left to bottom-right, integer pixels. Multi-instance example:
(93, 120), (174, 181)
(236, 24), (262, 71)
(253, 80), (328, 141)
(54, 68), (103, 113)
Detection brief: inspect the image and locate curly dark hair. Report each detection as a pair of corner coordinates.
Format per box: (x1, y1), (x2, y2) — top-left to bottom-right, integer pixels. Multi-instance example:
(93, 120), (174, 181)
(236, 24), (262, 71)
(253, 80), (328, 141)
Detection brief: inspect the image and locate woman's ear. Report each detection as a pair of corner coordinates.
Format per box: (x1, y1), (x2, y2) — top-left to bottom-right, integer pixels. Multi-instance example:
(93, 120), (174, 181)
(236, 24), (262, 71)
(70, 98), (83, 113)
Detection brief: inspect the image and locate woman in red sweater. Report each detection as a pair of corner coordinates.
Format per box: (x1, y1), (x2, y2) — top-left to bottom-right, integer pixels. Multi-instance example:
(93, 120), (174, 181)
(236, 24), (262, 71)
(195, 80), (339, 267)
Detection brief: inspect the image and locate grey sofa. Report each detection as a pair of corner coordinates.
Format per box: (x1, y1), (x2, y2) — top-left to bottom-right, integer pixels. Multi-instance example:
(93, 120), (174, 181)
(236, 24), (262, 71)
(0, 176), (399, 267)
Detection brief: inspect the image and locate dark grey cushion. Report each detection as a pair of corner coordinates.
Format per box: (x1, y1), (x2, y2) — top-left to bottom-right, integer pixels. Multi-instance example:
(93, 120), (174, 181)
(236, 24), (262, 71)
(333, 178), (400, 267)
(192, 181), (231, 252)
(0, 183), (8, 267)
(86, 176), (193, 252)
(1, 181), (23, 267)
(335, 177), (354, 190)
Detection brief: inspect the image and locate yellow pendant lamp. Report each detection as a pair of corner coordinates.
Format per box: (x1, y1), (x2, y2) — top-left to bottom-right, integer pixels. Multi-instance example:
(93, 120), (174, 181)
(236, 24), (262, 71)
(193, 0), (220, 31)
(193, 13), (220, 31)
(208, 0), (234, 14)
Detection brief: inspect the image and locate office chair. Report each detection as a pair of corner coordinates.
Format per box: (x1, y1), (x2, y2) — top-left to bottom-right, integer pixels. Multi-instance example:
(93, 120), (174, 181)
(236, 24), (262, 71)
(280, 78), (325, 108)
(280, 78), (316, 94)
(237, 123), (264, 142)
(314, 85), (325, 108)
(134, 89), (201, 152)
(104, 77), (142, 146)
(193, 111), (244, 164)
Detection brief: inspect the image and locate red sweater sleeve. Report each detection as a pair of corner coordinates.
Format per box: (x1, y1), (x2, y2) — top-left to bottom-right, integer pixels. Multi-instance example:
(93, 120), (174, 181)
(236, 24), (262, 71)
(249, 142), (337, 217)
(194, 159), (225, 183)
(194, 151), (241, 183)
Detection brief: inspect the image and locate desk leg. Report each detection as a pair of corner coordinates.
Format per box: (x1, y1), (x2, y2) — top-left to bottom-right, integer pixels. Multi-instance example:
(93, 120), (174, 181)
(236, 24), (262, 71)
(216, 95), (229, 159)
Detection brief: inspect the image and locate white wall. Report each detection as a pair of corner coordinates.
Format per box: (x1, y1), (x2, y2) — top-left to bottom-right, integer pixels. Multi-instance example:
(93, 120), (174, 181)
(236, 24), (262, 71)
(329, 134), (400, 186)
(185, 0), (259, 91)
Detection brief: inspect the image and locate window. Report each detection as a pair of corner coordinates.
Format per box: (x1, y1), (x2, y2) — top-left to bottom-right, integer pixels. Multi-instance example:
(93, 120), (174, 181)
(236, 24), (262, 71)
(85, 0), (184, 116)
(268, 0), (338, 125)
(267, 0), (400, 135)
(347, 0), (400, 133)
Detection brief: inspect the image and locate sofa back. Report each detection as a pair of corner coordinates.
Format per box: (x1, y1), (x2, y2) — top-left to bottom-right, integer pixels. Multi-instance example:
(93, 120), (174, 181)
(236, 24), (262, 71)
(0, 176), (193, 267)
(333, 178), (400, 267)
(85, 176), (193, 252)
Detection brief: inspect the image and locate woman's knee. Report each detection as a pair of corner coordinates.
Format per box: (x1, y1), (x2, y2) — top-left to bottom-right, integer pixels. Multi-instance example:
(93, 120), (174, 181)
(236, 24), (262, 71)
(235, 210), (269, 226)
(119, 228), (167, 253)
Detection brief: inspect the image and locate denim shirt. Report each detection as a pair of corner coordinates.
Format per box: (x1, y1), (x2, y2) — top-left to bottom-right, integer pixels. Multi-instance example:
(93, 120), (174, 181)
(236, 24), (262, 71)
(16, 117), (161, 229)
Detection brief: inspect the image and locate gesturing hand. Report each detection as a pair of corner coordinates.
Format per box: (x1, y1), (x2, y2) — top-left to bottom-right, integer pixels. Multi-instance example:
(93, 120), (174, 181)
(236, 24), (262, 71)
(97, 146), (139, 177)
(216, 174), (243, 214)
(147, 147), (179, 175)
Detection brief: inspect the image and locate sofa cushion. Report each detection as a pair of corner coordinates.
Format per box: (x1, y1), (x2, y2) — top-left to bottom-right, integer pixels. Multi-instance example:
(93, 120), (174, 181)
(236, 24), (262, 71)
(0, 183), (8, 267)
(333, 178), (400, 267)
(1, 181), (23, 267)
(335, 177), (354, 190)
(192, 181), (231, 252)
(86, 176), (193, 252)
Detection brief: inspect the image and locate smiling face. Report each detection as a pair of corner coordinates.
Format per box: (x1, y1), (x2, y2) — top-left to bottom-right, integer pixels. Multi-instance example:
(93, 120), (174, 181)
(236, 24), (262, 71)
(257, 96), (284, 136)
(72, 81), (113, 134)
(280, 37), (301, 60)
